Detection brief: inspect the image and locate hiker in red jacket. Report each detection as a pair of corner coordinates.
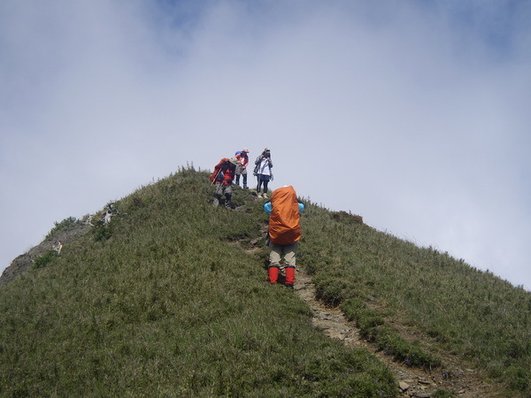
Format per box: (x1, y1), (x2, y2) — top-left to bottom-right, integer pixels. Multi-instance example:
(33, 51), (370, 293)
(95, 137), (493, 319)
(209, 157), (238, 208)
(263, 185), (305, 287)
(234, 149), (250, 189)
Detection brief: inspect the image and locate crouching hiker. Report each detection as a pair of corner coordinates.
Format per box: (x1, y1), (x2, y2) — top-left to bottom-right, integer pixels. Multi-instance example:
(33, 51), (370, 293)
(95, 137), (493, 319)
(209, 157), (238, 208)
(264, 185), (304, 287)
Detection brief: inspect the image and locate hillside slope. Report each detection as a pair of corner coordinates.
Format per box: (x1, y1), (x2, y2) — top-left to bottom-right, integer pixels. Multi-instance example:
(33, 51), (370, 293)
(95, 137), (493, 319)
(0, 169), (395, 397)
(1, 168), (529, 397)
(301, 199), (530, 396)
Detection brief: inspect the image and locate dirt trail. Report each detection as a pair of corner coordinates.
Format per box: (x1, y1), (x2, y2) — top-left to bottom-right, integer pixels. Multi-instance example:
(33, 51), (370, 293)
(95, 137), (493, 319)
(242, 207), (506, 397)
(294, 266), (505, 398)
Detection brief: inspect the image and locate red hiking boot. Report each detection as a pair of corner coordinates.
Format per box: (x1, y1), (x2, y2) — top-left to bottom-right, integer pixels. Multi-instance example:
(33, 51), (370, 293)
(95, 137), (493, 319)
(285, 267), (295, 287)
(268, 267), (280, 284)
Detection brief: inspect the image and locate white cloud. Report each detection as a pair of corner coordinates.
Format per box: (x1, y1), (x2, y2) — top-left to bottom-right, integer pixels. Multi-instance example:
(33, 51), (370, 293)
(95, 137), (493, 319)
(1, 0), (530, 289)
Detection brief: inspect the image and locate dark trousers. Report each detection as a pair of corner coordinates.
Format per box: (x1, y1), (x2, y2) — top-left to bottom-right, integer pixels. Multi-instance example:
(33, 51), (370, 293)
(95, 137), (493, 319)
(256, 174), (270, 194)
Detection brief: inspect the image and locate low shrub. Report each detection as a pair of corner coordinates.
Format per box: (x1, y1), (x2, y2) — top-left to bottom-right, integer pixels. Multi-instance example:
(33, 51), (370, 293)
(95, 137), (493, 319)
(46, 216), (79, 239)
(33, 250), (57, 269)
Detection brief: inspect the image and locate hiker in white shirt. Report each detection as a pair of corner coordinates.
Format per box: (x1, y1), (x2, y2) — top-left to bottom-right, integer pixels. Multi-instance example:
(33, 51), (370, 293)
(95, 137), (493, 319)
(254, 148), (273, 198)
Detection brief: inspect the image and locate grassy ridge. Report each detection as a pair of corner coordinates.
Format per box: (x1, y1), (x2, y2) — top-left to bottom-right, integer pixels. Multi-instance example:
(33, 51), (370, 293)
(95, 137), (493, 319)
(3, 167), (529, 396)
(299, 204), (531, 395)
(0, 169), (396, 397)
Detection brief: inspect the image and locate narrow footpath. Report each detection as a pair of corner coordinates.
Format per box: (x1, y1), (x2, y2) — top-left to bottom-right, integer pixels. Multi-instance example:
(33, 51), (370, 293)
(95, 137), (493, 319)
(294, 266), (504, 398)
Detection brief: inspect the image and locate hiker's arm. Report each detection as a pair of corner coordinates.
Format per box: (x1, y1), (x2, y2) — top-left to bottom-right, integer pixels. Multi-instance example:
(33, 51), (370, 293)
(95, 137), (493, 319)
(298, 203), (305, 213)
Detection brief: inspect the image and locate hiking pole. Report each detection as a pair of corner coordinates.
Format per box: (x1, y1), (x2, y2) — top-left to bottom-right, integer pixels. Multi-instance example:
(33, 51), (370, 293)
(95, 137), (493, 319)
(211, 168), (223, 185)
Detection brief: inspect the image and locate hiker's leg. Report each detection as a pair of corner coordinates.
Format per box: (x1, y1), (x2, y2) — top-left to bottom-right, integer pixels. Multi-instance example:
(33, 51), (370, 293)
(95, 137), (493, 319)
(262, 176), (270, 195)
(213, 183), (223, 206)
(268, 244), (282, 284)
(284, 243), (297, 286)
(242, 169), (248, 188)
(235, 165), (241, 186)
(268, 266), (279, 284)
(224, 185), (233, 208)
(269, 244), (282, 267)
(283, 243), (297, 267)
(285, 267), (295, 287)
(257, 175), (263, 193)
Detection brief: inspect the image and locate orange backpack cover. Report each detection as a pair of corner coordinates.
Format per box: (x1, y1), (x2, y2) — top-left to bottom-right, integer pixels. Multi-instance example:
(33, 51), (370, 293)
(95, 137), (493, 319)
(269, 186), (301, 245)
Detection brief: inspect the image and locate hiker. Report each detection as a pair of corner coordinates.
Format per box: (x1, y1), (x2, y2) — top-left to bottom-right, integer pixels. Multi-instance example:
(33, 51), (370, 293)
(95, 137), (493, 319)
(254, 148), (273, 198)
(264, 185), (304, 288)
(102, 202), (117, 225)
(103, 210), (112, 225)
(209, 157), (238, 208)
(234, 149), (250, 189)
(52, 240), (63, 255)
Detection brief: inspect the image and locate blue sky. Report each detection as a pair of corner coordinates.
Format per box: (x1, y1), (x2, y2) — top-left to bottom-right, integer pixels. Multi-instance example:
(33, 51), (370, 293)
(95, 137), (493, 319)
(1, 0), (530, 290)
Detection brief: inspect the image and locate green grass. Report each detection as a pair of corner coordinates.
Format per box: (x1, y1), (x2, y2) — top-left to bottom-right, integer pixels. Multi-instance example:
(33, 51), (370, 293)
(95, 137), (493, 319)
(299, 203), (531, 396)
(33, 250), (59, 269)
(340, 298), (440, 369)
(2, 167), (530, 396)
(0, 168), (396, 397)
(432, 390), (455, 398)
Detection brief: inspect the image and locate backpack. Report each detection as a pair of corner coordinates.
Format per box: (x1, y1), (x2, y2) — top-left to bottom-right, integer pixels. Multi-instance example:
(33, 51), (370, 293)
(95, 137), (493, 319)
(268, 186), (301, 245)
(254, 155), (272, 175)
(253, 155), (262, 175)
(209, 158), (229, 182)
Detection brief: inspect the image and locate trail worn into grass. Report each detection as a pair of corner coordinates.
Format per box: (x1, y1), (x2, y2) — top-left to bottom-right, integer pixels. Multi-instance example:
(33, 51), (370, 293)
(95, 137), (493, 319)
(294, 266), (505, 398)
(244, 200), (507, 397)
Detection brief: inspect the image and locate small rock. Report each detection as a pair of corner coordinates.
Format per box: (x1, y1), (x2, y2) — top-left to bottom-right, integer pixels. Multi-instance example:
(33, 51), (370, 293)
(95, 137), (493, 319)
(414, 393), (431, 398)
(399, 381), (410, 391)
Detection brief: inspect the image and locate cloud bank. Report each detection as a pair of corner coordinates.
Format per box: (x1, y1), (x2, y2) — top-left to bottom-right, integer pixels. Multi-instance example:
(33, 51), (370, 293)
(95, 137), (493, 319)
(1, 0), (530, 289)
